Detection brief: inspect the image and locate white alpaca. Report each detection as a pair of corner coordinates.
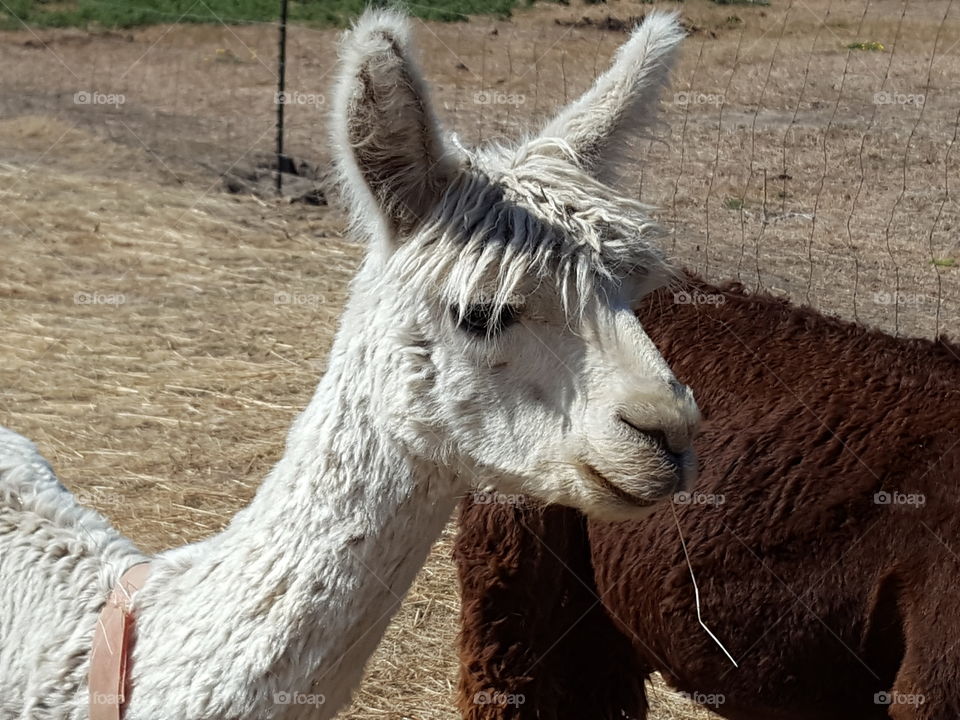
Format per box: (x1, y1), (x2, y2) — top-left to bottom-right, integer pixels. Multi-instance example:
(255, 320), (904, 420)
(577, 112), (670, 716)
(0, 10), (695, 720)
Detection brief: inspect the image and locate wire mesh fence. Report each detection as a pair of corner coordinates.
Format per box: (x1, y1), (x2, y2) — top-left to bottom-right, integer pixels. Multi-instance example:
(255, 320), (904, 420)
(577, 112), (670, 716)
(0, 6), (956, 718)
(1, 0), (958, 339)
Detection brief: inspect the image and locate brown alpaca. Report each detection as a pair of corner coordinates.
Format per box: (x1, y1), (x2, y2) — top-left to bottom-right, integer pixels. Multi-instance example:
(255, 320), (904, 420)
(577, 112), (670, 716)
(454, 276), (960, 720)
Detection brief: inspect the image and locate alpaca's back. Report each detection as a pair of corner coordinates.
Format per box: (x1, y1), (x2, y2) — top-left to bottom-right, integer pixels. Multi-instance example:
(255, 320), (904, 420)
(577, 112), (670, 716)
(587, 282), (960, 716)
(0, 427), (143, 719)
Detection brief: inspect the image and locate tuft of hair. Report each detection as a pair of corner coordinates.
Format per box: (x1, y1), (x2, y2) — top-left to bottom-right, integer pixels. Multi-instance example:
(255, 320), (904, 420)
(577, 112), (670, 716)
(397, 138), (672, 323)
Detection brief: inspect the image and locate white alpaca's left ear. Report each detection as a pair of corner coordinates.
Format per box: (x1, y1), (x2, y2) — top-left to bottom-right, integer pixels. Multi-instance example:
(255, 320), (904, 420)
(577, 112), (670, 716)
(331, 10), (455, 243)
(538, 11), (685, 182)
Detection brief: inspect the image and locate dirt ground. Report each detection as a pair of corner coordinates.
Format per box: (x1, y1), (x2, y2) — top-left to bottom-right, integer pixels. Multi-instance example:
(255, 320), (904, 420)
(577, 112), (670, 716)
(1, 0), (958, 718)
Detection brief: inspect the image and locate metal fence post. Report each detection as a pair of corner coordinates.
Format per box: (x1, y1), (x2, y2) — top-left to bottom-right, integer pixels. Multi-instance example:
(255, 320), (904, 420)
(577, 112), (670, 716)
(276, 0), (288, 196)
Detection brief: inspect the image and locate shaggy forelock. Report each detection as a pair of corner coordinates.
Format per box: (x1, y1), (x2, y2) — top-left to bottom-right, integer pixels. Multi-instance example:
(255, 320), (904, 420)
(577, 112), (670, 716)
(395, 138), (672, 321)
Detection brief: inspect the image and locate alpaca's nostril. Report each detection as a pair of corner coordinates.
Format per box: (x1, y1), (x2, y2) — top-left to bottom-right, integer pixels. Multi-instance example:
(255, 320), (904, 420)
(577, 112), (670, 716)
(618, 417), (676, 454)
(661, 447), (686, 474)
(643, 428), (670, 453)
(671, 380), (690, 398)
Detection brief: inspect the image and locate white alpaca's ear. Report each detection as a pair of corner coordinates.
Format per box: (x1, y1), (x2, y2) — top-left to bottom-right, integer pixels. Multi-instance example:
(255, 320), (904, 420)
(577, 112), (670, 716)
(331, 10), (454, 242)
(538, 11), (684, 182)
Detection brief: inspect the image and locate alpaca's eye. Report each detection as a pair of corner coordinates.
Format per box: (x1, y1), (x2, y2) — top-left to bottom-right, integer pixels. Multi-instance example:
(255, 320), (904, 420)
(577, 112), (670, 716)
(452, 304), (520, 337)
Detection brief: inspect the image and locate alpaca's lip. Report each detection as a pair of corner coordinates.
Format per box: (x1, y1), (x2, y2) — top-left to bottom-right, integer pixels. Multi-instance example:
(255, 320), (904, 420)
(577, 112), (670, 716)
(579, 461), (660, 508)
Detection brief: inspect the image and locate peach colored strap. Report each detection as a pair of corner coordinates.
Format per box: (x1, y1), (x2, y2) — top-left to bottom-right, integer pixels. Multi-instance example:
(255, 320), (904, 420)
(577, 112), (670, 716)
(89, 562), (151, 720)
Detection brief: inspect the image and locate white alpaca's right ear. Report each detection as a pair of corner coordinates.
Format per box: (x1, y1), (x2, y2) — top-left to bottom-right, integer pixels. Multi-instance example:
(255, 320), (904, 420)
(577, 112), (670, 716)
(331, 10), (454, 244)
(538, 11), (684, 183)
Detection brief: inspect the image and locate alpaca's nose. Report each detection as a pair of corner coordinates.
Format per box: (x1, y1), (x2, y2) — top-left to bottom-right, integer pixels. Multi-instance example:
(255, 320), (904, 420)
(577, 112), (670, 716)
(618, 381), (699, 455)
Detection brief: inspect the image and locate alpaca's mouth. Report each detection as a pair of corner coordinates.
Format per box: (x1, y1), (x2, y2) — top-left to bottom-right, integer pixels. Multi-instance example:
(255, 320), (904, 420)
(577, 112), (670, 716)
(579, 461), (660, 508)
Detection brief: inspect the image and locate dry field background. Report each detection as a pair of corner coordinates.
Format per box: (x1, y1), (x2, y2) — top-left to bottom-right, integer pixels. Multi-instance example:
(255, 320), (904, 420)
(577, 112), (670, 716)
(1, 1), (958, 718)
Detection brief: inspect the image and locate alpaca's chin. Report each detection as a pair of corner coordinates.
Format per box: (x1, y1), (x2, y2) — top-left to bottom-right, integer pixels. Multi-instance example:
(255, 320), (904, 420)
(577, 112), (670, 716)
(575, 449), (698, 522)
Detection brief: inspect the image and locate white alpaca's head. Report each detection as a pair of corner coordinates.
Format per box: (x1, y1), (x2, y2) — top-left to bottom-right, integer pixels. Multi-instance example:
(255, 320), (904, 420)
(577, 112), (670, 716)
(330, 10), (697, 520)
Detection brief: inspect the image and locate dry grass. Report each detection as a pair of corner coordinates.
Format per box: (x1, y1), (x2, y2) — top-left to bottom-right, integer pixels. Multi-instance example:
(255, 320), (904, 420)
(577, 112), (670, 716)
(1, 1), (958, 718)
(1, 119), (350, 552)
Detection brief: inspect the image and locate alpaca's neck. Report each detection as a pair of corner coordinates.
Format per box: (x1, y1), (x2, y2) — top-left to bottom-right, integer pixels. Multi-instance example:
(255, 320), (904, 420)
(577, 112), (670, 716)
(124, 322), (461, 720)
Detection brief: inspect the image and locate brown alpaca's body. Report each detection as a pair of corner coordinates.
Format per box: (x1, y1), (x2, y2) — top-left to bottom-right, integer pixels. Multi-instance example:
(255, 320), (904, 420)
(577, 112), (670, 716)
(455, 278), (960, 720)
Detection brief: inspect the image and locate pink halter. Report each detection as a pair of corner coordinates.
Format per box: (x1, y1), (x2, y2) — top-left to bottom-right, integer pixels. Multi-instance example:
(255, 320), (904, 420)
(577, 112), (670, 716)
(88, 563), (151, 720)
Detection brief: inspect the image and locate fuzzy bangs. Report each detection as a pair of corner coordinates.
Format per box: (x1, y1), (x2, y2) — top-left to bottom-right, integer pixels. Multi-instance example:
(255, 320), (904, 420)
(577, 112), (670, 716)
(396, 139), (672, 321)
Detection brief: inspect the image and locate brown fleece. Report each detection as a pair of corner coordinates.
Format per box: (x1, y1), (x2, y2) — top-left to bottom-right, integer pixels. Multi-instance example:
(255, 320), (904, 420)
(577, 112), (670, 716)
(454, 275), (960, 720)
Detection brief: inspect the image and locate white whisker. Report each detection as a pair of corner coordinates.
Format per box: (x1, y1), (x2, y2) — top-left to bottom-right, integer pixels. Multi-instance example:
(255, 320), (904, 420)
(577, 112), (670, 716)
(671, 503), (739, 668)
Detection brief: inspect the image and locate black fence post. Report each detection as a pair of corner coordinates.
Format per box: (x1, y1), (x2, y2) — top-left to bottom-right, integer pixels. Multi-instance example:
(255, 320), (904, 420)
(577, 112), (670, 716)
(276, 0), (288, 196)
